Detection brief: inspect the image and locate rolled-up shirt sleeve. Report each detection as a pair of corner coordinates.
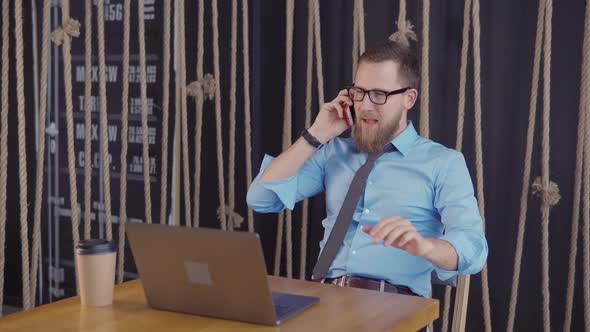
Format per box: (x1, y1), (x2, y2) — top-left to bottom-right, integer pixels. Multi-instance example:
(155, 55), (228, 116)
(433, 151), (488, 280)
(246, 146), (327, 213)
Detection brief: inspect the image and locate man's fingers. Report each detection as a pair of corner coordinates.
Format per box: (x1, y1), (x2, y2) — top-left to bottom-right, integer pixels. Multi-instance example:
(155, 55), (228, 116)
(372, 222), (400, 243)
(369, 216), (404, 237)
(321, 102), (343, 118)
(361, 225), (373, 233)
(382, 225), (414, 246)
(334, 95), (352, 106)
(393, 230), (417, 248)
(331, 102), (344, 118)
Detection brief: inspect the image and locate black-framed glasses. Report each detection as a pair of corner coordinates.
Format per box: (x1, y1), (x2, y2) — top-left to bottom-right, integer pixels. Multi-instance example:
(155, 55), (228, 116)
(347, 85), (411, 105)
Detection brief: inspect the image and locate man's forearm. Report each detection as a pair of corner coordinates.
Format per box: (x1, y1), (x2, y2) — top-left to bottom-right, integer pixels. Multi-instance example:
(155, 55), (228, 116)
(260, 136), (318, 182)
(422, 238), (459, 271)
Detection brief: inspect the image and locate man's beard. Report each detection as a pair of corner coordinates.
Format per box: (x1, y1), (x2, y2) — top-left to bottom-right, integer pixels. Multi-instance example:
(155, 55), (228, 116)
(352, 114), (401, 153)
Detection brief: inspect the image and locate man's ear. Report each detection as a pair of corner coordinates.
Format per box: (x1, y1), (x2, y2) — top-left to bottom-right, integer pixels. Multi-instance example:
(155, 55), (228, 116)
(405, 88), (418, 109)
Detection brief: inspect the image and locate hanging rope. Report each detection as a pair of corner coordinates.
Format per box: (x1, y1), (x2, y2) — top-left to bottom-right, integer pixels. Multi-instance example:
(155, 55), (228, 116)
(190, 0), (204, 228)
(0, 0), (8, 315)
(471, 1), (493, 331)
(300, 0), (326, 278)
(159, 1), (172, 226)
(582, 56), (590, 331)
(455, 0), (471, 152)
(445, 1), (472, 330)
(176, 0), (192, 227)
(441, 286), (452, 332)
(285, 0), (294, 279)
(116, 0), (131, 284)
(300, 0), (314, 281)
(389, 0), (417, 48)
(53, 0), (81, 295)
(507, 0), (558, 331)
(420, 0), (430, 138)
(313, 0), (324, 105)
(506, 0), (544, 329)
(450, 0), (492, 331)
(358, 0), (365, 55)
(563, 0), (589, 326)
(16, 0), (32, 310)
(96, 0), (114, 238)
(274, 220), (285, 276)
(31, 0), (51, 303)
(540, 2), (555, 331)
(274, 0), (295, 278)
(227, 0), (244, 231)
(212, 0), (228, 230)
(187, 80), (203, 227)
(137, 0), (152, 225)
(83, 0), (93, 240)
(173, 64), (181, 226)
(352, 0), (359, 75)
(228, 0), (238, 231)
(243, 0), (254, 233)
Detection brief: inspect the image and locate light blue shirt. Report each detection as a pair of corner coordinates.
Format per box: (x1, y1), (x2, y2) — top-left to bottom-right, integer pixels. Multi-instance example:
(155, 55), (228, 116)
(246, 121), (488, 297)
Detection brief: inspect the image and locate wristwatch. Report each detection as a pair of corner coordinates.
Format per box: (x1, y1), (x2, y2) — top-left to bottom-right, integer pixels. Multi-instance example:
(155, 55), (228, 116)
(301, 129), (323, 149)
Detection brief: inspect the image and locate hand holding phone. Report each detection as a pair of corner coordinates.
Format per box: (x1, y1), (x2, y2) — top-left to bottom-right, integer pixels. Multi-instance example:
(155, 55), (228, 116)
(343, 103), (355, 127)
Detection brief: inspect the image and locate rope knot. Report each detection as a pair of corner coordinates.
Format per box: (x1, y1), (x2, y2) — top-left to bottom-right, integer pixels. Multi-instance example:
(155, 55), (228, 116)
(388, 19), (417, 48)
(186, 81), (203, 98)
(50, 18), (81, 46)
(531, 177), (561, 208)
(217, 205), (244, 229)
(200, 74), (217, 100)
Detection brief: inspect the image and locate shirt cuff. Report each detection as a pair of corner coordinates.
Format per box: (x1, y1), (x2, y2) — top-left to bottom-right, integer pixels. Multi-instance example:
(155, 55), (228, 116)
(437, 230), (487, 279)
(259, 155), (298, 211)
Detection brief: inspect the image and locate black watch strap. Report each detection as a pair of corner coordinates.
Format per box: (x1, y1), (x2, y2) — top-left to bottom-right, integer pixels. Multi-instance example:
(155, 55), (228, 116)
(301, 129), (323, 149)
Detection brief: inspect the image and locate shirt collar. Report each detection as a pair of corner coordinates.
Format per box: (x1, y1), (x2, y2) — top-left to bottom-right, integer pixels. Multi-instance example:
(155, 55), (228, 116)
(389, 121), (418, 157)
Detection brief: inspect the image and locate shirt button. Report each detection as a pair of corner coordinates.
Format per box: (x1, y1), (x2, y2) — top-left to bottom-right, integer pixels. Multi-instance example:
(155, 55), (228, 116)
(368, 180), (373, 185)
(352, 250), (357, 255)
(364, 208), (370, 214)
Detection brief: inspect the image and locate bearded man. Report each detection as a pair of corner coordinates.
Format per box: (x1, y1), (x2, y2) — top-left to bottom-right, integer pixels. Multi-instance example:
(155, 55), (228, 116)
(246, 40), (488, 298)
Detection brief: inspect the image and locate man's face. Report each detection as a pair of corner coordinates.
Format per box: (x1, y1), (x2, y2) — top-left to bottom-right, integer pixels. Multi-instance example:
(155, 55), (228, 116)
(351, 60), (415, 153)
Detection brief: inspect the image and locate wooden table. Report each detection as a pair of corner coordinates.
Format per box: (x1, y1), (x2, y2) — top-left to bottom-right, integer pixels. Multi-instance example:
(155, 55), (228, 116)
(0, 276), (438, 331)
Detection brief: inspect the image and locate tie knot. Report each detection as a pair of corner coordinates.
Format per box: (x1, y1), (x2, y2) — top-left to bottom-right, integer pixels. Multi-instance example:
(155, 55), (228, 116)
(367, 143), (396, 161)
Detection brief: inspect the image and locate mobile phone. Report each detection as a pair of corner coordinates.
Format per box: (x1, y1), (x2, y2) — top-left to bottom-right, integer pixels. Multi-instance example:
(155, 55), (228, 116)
(344, 103), (355, 127)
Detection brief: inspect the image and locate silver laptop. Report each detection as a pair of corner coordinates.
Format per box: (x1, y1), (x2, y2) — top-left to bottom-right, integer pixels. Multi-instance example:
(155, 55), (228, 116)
(126, 223), (319, 325)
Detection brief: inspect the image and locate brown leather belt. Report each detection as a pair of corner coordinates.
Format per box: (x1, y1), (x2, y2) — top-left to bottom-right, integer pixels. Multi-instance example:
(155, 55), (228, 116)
(322, 275), (419, 297)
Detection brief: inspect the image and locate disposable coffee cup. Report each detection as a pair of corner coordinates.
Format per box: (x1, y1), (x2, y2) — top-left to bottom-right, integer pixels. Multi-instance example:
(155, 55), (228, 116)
(75, 239), (117, 306)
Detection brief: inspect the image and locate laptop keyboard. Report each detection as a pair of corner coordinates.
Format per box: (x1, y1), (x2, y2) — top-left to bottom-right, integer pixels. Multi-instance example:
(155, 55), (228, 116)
(272, 293), (296, 317)
(274, 303), (295, 317)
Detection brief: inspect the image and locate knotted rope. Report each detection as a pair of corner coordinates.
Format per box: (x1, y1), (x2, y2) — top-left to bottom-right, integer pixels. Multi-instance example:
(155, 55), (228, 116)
(97, 0), (113, 239)
(388, 0), (417, 48)
(54, 0), (81, 295)
(212, 0), (228, 230)
(82, 0), (93, 240)
(31, 0), (52, 303)
(507, 1), (557, 331)
(242, 0), (254, 233)
(138, 0), (152, 225)
(159, 0), (172, 226)
(117, 0), (131, 284)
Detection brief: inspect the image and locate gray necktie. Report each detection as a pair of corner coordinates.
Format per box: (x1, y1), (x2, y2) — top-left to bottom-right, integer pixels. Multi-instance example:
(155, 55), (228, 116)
(312, 143), (396, 280)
